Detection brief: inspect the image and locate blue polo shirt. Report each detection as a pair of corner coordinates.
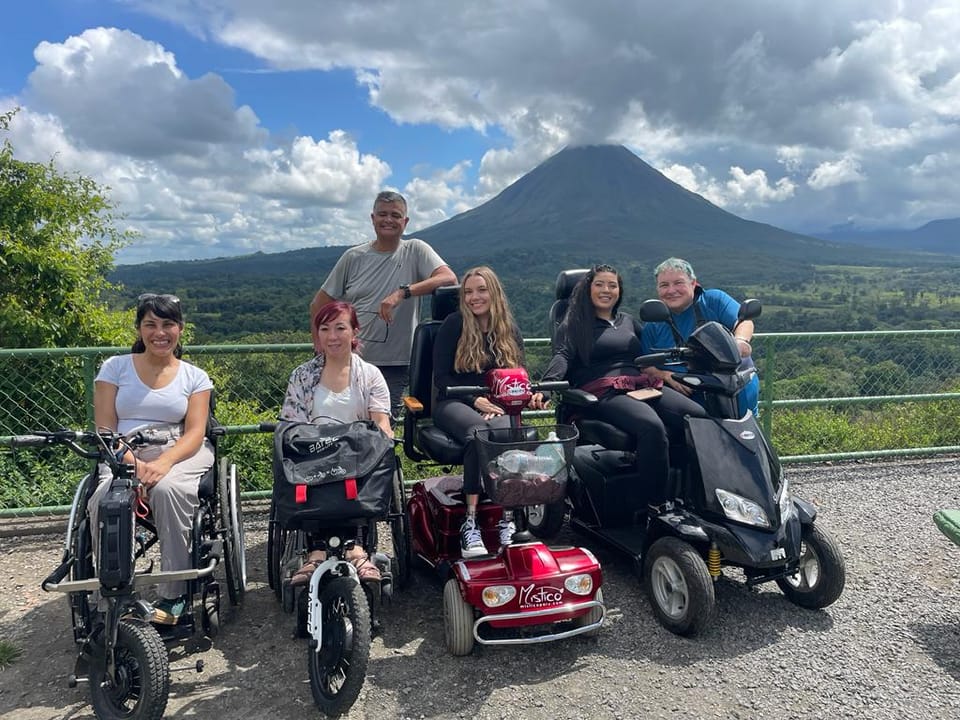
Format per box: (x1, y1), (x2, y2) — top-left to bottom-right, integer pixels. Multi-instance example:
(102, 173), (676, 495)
(640, 288), (760, 417)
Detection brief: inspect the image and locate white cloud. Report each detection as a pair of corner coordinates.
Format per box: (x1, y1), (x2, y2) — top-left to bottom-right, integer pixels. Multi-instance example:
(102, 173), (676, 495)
(808, 157), (865, 190)
(6, 0), (960, 260)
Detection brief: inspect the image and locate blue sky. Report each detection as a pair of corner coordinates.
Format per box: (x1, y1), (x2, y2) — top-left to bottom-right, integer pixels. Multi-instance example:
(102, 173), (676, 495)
(3, 1), (959, 263)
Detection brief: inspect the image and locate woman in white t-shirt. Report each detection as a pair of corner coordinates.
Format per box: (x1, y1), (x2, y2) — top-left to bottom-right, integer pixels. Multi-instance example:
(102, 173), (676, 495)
(280, 301), (392, 585)
(89, 293), (214, 625)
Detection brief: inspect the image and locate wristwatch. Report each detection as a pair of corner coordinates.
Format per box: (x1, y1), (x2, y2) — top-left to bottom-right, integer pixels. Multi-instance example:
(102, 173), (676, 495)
(399, 284), (412, 299)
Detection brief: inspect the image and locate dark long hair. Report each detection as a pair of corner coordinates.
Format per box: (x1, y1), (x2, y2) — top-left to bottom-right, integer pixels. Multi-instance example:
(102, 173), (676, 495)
(561, 264), (624, 366)
(132, 294), (184, 358)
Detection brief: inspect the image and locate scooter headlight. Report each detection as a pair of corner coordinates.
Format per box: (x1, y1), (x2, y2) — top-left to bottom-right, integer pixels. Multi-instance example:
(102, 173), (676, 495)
(777, 475), (795, 521)
(564, 574), (594, 596)
(715, 489), (771, 528)
(481, 585), (517, 608)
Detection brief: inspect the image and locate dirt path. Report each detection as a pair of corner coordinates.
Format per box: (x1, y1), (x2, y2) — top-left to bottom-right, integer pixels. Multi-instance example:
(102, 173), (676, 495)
(2, 460), (960, 719)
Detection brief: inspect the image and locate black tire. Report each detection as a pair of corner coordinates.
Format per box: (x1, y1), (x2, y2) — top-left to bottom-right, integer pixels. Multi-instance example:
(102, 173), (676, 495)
(526, 501), (566, 539)
(442, 578), (475, 656)
(308, 577), (371, 717)
(268, 505), (288, 602)
(67, 473), (97, 643)
(776, 523), (846, 609)
(89, 620), (170, 720)
(202, 594), (220, 639)
(219, 461), (246, 606)
(571, 588), (604, 637)
(296, 586), (309, 639)
(644, 536), (715, 637)
(390, 467), (413, 590)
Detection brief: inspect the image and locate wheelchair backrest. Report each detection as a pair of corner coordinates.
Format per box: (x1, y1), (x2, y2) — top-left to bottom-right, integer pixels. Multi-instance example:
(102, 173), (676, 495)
(549, 269), (589, 350)
(407, 284), (461, 419)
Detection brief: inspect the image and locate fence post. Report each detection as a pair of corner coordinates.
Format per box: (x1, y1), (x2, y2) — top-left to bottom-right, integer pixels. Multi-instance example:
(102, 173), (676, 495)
(83, 353), (96, 429)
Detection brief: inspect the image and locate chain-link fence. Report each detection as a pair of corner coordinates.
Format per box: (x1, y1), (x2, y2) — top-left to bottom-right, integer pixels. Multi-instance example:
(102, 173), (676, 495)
(4, 331), (960, 509)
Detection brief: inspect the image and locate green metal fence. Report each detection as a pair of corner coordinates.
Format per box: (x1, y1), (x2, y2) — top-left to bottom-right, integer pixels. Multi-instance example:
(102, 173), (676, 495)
(4, 330), (960, 511)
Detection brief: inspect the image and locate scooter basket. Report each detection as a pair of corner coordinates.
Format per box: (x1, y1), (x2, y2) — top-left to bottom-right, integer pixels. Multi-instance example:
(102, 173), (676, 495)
(475, 424), (578, 507)
(272, 420), (395, 529)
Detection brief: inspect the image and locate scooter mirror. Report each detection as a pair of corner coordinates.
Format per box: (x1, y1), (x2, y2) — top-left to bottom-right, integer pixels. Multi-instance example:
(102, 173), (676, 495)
(738, 298), (762, 322)
(639, 299), (671, 322)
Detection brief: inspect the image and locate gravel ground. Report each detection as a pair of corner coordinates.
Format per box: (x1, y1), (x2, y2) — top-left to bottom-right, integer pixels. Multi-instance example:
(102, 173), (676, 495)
(2, 457), (960, 720)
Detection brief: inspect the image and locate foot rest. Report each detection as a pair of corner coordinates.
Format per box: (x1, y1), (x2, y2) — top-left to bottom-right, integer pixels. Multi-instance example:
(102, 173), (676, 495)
(934, 509), (960, 547)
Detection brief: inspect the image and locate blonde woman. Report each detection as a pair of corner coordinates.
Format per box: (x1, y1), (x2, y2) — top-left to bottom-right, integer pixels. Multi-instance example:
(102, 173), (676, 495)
(432, 266), (547, 557)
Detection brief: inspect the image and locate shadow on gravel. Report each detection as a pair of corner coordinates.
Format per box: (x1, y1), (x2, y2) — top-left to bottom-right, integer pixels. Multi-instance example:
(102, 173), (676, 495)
(911, 621), (960, 682)
(574, 544), (838, 666)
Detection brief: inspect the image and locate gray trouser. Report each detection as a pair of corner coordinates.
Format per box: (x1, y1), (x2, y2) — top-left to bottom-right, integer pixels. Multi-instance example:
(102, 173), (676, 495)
(378, 364), (409, 425)
(88, 427), (214, 599)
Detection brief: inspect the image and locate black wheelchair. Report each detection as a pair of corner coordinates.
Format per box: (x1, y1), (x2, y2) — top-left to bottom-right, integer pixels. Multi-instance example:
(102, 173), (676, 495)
(10, 413), (246, 720)
(265, 419), (411, 716)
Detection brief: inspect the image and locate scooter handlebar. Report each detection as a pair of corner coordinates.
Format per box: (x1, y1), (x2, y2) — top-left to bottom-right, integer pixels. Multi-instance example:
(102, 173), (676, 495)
(445, 385), (485, 398)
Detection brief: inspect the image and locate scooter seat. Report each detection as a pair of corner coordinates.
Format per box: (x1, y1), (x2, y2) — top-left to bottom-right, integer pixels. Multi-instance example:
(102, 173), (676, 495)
(934, 509), (960, 547)
(577, 419), (634, 452)
(418, 426), (465, 466)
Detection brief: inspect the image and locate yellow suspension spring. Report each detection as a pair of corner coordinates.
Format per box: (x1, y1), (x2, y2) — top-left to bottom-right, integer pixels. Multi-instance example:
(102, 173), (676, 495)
(707, 543), (721, 579)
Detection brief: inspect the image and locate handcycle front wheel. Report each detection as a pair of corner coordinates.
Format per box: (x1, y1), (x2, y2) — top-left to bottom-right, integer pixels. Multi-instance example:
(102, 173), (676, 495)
(89, 620), (170, 720)
(308, 576), (371, 716)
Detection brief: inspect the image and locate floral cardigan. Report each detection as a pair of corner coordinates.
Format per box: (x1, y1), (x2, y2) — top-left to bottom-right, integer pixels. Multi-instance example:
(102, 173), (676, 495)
(279, 353), (391, 423)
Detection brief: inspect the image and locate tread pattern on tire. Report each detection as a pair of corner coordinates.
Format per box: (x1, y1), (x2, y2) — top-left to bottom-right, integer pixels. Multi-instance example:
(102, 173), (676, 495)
(90, 620), (170, 720)
(644, 536), (715, 637)
(443, 578), (475, 656)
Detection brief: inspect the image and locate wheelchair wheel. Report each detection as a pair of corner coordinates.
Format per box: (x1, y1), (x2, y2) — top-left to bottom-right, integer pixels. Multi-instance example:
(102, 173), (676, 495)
(308, 577), (371, 717)
(390, 464), (413, 589)
(66, 472), (97, 643)
(267, 500), (287, 601)
(218, 458), (247, 606)
(89, 620), (170, 720)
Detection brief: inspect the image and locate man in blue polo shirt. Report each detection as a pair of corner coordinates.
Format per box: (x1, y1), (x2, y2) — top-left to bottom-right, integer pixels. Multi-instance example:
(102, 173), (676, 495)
(641, 257), (760, 417)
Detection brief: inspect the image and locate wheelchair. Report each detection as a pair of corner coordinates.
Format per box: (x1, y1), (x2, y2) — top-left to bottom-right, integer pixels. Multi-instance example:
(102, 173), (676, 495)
(10, 409), (246, 720)
(265, 418), (410, 716)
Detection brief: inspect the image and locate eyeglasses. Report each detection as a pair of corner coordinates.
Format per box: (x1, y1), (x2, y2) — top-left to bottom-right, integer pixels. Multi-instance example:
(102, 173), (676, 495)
(137, 293), (181, 305)
(355, 310), (390, 344)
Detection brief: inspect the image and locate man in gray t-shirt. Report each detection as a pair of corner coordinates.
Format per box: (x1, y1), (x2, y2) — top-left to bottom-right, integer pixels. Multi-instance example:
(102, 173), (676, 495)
(311, 191), (457, 421)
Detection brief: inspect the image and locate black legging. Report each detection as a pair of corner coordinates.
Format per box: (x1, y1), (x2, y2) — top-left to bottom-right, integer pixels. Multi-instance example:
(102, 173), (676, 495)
(582, 387), (706, 506)
(433, 399), (513, 495)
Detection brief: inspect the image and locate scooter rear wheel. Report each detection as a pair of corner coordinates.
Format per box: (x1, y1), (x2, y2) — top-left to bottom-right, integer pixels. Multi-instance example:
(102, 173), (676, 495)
(527, 501), (566, 539)
(776, 523), (845, 609)
(89, 620), (170, 720)
(308, 577), (371, 717)
(645, 536), (715, 637)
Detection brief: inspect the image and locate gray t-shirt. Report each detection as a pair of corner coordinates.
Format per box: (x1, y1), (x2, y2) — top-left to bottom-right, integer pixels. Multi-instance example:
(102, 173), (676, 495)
(321, 238), (447, 366)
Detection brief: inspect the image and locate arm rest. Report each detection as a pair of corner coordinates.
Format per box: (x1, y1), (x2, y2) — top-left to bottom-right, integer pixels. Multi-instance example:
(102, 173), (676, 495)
(560, 388), (599, 407)
(404, 396), (425, 414)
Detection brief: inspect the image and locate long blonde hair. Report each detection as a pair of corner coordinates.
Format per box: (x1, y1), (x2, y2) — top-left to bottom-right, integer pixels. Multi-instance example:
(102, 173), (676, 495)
(454, 266), (523, 373)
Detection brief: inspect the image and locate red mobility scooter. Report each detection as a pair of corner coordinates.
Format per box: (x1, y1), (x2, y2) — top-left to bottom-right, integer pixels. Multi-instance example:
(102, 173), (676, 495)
(403, 287), (604, 656)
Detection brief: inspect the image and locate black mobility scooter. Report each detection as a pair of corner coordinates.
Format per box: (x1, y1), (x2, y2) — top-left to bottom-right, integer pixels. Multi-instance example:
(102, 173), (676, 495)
(535, 269), (846, 636)
(266, 418), (410, 716)
(10, 413), (246, 720)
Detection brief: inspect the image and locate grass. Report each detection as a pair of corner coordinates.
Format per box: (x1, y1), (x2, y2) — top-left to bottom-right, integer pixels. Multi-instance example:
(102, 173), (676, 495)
(0, 638), (22, 669)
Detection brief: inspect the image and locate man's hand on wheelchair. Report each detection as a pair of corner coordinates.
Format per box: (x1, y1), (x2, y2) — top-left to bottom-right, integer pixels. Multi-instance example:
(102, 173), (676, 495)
(528, 392), (549, 411)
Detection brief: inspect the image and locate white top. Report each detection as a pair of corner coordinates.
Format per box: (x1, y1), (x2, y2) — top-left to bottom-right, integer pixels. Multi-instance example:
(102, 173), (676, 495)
(311, 383), (367, 424)
(96, 354), (214, 434)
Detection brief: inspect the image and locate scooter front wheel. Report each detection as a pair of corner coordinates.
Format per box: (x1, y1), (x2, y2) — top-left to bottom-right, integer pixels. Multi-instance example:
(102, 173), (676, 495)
(89, 620), (170, 720)
(776, 523), (846, 609)
(308, 576), (371, 717)
(645, 536), (715, 637)
(443, 578), (475, 656)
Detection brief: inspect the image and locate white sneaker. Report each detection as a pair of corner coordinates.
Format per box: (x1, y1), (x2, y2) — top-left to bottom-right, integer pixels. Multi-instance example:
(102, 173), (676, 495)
(460, 515), (487, 558)
(498, 518), (516, 547)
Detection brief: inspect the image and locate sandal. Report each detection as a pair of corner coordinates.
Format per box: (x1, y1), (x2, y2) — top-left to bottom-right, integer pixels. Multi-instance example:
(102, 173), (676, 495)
(152, 595), (188, 626)
(345, 545), (381, 583)
(290, 549), (327, 587)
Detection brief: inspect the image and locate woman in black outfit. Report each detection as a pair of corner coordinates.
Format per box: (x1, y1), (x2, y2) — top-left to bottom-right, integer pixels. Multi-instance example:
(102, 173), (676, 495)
(433, 266), (547, 557)
(542, 264), (705, 509)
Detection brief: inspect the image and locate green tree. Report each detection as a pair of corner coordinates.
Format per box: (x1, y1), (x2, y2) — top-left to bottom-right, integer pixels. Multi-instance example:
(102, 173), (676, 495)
(0, 108), (133, 348)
